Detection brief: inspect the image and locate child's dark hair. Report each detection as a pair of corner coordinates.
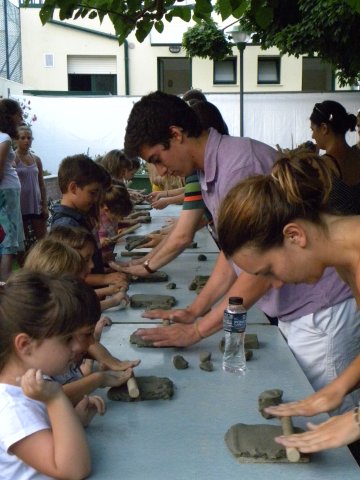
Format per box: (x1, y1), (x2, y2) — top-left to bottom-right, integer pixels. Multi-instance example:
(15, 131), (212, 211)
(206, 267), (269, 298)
(310, 101), (357, 135)
(182, 89), (207, 103)
(100, 180), (133, 217)
(124, 91), (203, 159)
(0, 98), (22, 138)
(190, 100), (229, 135)
(58, 154), (111, 194)
(99, 149), (132, 179)
(0, 270), (100, 372)
(130, 157), (141, 171)
(218, 152), (334, 257)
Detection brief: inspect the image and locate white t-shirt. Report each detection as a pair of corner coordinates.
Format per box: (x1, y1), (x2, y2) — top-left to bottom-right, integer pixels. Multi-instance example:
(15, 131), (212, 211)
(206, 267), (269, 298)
(0, 384), (53, 480)
(0, 132), (21, 189)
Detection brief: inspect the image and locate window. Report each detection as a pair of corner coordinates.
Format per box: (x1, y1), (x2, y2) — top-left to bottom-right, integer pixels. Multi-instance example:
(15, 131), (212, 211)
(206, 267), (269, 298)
(68, 74), (117, 94)
(44, 54), (54, 68)
(258, 57), (280, 84)
(157, 57), (191, 95)
(213, 57), (237, 84)
(302, 57), (333, 92)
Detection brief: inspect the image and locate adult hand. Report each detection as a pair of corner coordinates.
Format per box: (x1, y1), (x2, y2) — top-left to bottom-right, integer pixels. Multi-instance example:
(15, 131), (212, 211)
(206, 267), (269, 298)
(274, 410), (360, 453)
(117, 263), (150, 278)
(264, 382), (345, 418)
(135, 323), (201, 347)
(140, 233), (164, 248)
(142, 307), (196, 324)
(147, 191), (163, 202)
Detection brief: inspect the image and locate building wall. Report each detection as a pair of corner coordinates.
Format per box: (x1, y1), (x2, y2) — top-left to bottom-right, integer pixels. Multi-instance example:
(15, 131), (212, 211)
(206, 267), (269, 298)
(20, 9), (125, 93)
(20, 7), (353, 95)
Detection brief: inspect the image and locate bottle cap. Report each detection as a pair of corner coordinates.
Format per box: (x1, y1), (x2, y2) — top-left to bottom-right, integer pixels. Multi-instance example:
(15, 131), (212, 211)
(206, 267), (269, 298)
(228, 296), (243, 305)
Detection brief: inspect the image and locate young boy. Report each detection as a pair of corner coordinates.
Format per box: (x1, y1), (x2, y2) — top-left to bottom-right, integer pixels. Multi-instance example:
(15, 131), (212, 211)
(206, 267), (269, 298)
(51, 154), (128, 289)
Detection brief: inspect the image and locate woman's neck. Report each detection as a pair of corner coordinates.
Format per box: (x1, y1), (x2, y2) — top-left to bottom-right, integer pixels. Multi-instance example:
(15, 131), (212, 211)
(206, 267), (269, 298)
(325, 136), (351, 160)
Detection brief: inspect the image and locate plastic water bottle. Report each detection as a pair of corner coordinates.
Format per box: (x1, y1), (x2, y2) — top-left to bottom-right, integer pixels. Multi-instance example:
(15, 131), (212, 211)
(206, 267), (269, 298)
(222, 296), (247, 375)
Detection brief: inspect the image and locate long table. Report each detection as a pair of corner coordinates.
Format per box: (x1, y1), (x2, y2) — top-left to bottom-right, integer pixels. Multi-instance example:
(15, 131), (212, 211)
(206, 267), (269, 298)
(86, 205), (360, 478)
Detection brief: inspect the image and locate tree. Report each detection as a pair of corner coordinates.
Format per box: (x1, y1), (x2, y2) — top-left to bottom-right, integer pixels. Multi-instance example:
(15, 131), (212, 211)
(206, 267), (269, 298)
(31, 0), (360, 85)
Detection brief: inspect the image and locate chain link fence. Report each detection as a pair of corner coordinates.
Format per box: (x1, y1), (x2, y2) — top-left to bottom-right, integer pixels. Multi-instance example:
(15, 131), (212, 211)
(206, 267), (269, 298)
(0, 0), (22, 83)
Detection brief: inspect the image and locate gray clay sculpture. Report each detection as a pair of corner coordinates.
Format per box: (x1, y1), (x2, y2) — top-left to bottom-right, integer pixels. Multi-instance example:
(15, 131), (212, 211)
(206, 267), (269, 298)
(107, 376), (174, 402)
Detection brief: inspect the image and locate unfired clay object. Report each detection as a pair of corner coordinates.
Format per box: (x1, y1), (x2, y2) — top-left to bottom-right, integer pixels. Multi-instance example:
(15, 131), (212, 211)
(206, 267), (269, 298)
(125, 235), (150, 251)
(188, 275), (210, 294)
(219, 338), (253, 360)
(245, 334), (260, 349)
(199, 360), (214, 372)
(108, 376), (174, 402)
(173, 355), (189, 369)
(197, 254), (207, 261)
(130, 294), (176, 310)
(166, 282), (176, 289)
(224, 423), (309, 463)
(120, 251), (147, 258)
(130, 331), (154, 347)
(130, 271), (169, 283)
(258, 389), (283, 419)
(199, 351), (211, 363)
(134, 203), (152, 211)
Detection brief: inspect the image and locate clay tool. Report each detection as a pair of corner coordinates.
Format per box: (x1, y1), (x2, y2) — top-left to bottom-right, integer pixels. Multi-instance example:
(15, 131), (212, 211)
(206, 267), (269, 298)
(108, 223), (141, 243)
(279, 416), (301, 462)
(127, 375), (140, 399)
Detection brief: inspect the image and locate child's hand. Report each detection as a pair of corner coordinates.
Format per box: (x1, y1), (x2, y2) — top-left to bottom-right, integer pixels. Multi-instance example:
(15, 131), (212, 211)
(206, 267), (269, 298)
(99, 368), (133, 388)
(94, 316), (113, 341)
(99, 357), (141, 371)
(20, 368), (62, 403)
(100, 237), (112, 247)
(106, 291), (130, 309)
(75, 395), (106, 427)
(105, 271), (129, 286)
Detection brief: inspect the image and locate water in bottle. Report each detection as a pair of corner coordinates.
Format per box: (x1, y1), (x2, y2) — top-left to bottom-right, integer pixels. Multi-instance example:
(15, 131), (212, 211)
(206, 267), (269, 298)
(222, 296), (247, 375)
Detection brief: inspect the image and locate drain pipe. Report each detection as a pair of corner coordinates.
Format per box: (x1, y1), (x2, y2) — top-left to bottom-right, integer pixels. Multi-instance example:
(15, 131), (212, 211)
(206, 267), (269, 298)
(124, 39), (130, 95)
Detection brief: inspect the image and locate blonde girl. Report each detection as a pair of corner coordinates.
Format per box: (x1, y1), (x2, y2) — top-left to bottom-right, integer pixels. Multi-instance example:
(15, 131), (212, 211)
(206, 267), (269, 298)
(48, 225), (129, 309)
(15, 125), (48, 247)
(0, 270), (101, 479)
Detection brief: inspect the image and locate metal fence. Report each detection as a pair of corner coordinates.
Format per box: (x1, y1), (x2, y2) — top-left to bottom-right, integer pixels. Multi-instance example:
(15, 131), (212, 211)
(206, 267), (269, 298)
(0, 0), (22, 83)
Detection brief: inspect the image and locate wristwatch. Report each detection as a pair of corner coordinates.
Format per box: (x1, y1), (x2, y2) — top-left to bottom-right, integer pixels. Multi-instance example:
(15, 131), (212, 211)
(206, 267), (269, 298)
(143, 259), (156, 274)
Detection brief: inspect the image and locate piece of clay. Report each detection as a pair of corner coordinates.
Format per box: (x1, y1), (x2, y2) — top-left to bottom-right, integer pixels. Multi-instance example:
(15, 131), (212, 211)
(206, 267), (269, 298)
(187, 241), (198, 249)
(130, 294), (176, 310)
(224, 423), (308, 463)
(188, 275), (210, 293)
(199, 351), (211, 363)
(130, 271), (169, 283)
(245, 334), (259, 349)
(128, 210), (150, 219)
(166, 282), (176, 289)
(197, 254), (207, 261)
(125, 235), (150, 251)
(162, 319), (170, 326)
(219, 336), (256, 357)
(138, 216), (152, 223)
(173, 355), (189, 370)
(130, 332), (154, 347)
(199, 360), (214, 372)
(258, 389), (283, 419)
(134, 203), (152, 210)
(245, 349), (253, 361)
(120, 251), (147, 257)
(108, 376), (174, 402)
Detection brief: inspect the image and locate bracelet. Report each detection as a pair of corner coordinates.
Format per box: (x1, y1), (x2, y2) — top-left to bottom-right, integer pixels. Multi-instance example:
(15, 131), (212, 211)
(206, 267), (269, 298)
(143, 259), (156, 274)
(354, 404), (360, 428)
(194, 321), (205, 339)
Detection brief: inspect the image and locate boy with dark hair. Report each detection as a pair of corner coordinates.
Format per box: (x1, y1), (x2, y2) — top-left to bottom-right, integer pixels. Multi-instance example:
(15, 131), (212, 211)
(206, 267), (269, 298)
(51, 154), (128, 289)
(124, 91), (203, 159)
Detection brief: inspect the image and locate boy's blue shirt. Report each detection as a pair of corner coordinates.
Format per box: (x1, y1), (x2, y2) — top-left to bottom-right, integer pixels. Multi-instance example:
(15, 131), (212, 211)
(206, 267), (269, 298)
(51, 204), (105, 274)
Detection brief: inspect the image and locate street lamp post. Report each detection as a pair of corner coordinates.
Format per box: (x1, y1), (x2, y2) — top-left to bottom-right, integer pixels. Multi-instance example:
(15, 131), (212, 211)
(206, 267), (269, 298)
(230, 27), (250, 137)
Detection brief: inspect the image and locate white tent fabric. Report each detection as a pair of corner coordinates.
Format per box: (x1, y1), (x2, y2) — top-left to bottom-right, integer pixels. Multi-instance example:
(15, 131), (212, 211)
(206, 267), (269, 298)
(13, 92), (359, 175)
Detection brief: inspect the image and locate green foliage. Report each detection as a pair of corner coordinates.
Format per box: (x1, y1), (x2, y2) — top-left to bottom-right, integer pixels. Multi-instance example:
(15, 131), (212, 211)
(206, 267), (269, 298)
(35, 0), (360, 85)
(183, 20), (233, 61)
